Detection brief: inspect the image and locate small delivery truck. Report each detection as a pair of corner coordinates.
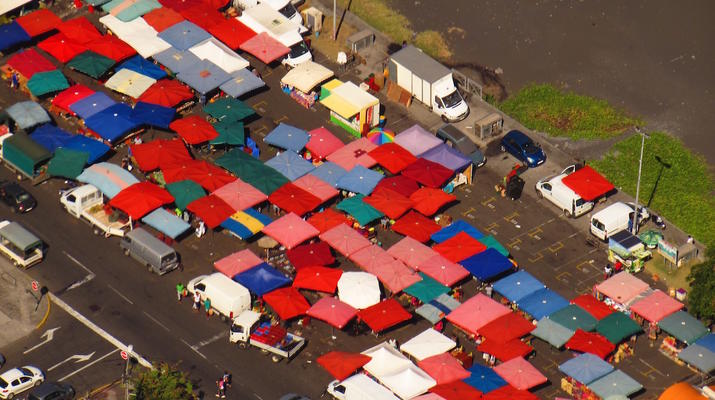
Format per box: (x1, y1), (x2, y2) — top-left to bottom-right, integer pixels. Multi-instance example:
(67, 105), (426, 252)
(1, 133), (51, 185)
(388, 45), (469, 122)
(230, 310), (305, 363)
(60, 184), (130, 237)
(0, 220), (44, 268)
(327, 374), (400, 400)
(188, 273), (252, 320)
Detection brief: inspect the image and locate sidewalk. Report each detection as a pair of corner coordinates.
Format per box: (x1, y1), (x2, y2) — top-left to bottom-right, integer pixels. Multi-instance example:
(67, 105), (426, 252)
(0, 259), (50, 347)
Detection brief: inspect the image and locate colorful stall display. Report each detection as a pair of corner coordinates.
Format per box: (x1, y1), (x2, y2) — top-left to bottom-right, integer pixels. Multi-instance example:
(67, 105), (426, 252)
(320, 80), (380, 137)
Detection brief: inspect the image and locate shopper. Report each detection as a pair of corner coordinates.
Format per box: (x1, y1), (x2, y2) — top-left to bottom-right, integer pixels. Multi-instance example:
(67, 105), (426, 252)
(176, 282), (185, 302)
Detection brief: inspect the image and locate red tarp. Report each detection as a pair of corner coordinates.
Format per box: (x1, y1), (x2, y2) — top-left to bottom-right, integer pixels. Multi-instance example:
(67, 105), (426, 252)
(307, 208), (350, 233)
(7, 48), (55, 79)
(130, 138), (191, 172)
(417, 353), (471, 385)
(306, 127), (343, 160)
(142, 7), (185, 32)
(478, 312), (536, 344)
(317, 351), (372, 381)
(38, 33), (88, 63)
(387, 236), (438, 269)
(202, 0), (229, 9)
(293, 266), (342, 293)
(477, 338), (533, 362)
(16, 9), (61, 37)
(109, 182), (174, 219)
(286, 241), (334, 270)
(375, 175), (420, 198)
(57, 16), (102, 44)
(262, 287), (310, 320)
(170, 115), (219, 144)
(561, 166), (614, 201)
(187, 194), (235, 228)
(401, 158), (453, 188)
(570, 295), (614, 320)
(52, 84), (95, 113)
(208, 18), (256, 50)
(357, 298), (411, 333)
(319, 223), (371, 257)
(369, 142), (417, 174)
(391, 211), (441, 243)
(163, 159), (235, 192)
(430, 381), (483, 400)
(139, 79), (194, 108)
(564, 329), (616, 359)
(158, 0), (201, 11)
(268, 183), (322, 216)
(180, 3), (226, 30)
(86, 35), (136, 62)
(433, 232), (487, 262)
(629, 289), (684, 323)
(363, 187), (413, 219)
(482, 385), (538, 400)
(239, 32), (290, 64)
(410, 187), (457, 216)
(306, 296), (357, 329)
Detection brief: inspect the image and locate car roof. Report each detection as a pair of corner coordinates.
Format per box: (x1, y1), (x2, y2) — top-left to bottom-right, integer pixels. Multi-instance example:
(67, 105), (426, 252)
(0, 368), (25, 381)
(30, 381), (66, 396)
(438, 125), (478, 154)
(505, 130), (532, 145)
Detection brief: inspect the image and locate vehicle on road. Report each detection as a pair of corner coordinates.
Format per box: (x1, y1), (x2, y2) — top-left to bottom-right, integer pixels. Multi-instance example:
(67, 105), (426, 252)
(590, 202), (648, 240)
(230, 310), (306, 362)
(500, 130), (546, 167)
(435, 124), (486, 168)
(60, 184), (130, 237)
(535, 172), (593, 217)
(188, 273), (251, 321)
(327, 374), (399, 400)
(120, 228), (180, 274)
(0, 133), (51, 185)
(0, 181), (36, 213)
(27, 382), (75, 400)
(0, 366), (44, 399)
(279, 394), (311, 400)
(0, 220), (44, 268)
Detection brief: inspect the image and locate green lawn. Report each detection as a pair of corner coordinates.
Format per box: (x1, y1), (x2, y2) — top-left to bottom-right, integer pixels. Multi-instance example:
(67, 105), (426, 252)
(591, 132), (715, 246)
(499, 84), (642, 140)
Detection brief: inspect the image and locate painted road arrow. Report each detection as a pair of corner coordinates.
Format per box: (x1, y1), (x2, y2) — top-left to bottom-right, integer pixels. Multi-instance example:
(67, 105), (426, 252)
(23, 327), (60, 354)
(48, 352), (95, 372)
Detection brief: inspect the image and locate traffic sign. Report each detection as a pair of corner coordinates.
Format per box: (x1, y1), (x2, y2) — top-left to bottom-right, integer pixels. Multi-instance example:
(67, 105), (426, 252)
(120, 350), (128, 360)
(31, 281), (39, 291)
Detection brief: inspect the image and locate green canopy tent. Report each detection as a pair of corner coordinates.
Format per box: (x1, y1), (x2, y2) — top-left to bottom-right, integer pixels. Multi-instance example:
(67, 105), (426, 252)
(67, 51), (115, 79)
(165, 179), (205, 210)
(215, 148), (287, 195)
(532, 317), (575, 348)
(658, 311), (709, 345)
(549, 304), (598, 332)
(215, 147), (263, 174)
(27, 70), (69, 97)
(337, 194), (384, 226)
(596, 312), (642, 344)
(47, 148), (89, 179)
(210, 120), (245, 146)
(638, 230), (664, 249)
(478, 235), (509, 257)
(404, 273), (450, 303)
(203, 97), (255, 122)
(244, 166), (288, 195)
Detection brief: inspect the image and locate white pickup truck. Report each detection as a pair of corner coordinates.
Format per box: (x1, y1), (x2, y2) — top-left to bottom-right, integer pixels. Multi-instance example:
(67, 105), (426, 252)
(229, 310), (305, 363)
(60, 184), (130, 237)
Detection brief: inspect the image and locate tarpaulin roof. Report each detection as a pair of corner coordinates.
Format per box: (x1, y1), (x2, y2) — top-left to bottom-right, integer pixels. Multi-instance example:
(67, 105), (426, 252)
(66, 51), (116, 79)
(421, 143), (471, 172)
(433, 232), (487, 262)
(482, 385), (538, 400)
(403, 328), (457, 361)
(696, 333), (715, 353)
(549, 304), (598, 332)
(565, 329), (615, 359)
(48, 148), (89, 179)
(293, 174), (338, 203)
(381, 364), (437, 400)
(16, 9), (61, 37)
(27, 70), (69, 97)
(388, 236), (438, 269)
(326, 137), (377, 171)
(138, 78), (194, 107)
(395, 124), (443, 156)
(109, 181), (173, 219)
(404, 273), (448, 303)
(208, 18), (256, 50)
(263, 287), (309, 320)
(52, 84), (95, 114)
(568, 296), (613, 322)
(562, 166), (614, 201)
(157, 20), (210, 50)
(70, 92), (116, 120)
(630, 289), (683, 323)
(164, 159), (236, 191)
(478, 312), (535, 344)
(281, 61), (334, 93)
(418, 353), (469, 385)
(6, 101), (51, 130)
(107, 0), (162, 22)
(307, 208), (350, 234)
(460, 248), (513, 281)
(464, 364), (507, 394)
(0, 22), (31, 52)
(337, 194), (384, 226)
(239, 32), (290, 64)
(220, 208), (271, 239)
(220, 68), (265, 98)
(477, 235), (509, 257)
(493, 357), (546, 391)
(84, 103), (141, 142)
(264, 123), (310, 153)
(306, 127), (343, 159)
(376, 175), (420, 198)
(587, 370), (642, 399)
(431, 220), (484, 243)
(234, 263), (291, 297)
(306, 296), (356, 329)
(447, 293), (511, 336)
(492, 270), (545, 303)
(152, 47), (201, 74)
(63, 135), (111, 164)
(119, 55), (167, 80)
(348, 244), (394, 273)
(210, 120), (244, 145)
(416, 294), (461, 325)
(658, 311), (708, 345)
(362, 342), (412, 378)
(86, 34), (137, 62)
(142, 6), (184, 32)
(430, 381), (483, 400)
(268, 183), (321, 216)
(130, 101), (175, 129)
(177, 58), (231, 95)
(373, 259), (422, 294)
(7, 48), (55, 79)
(477, 337), (533, 362)
(402, 158), (454, 188)
(417, 254), (469, 287)
(319, 223), (371, 257)
(141, 207), (191, 238)
(517, 288), (569, 320)
(364, 187), (413, 220)
(532, 316), (574, 348)
(293, 265), (342, 293)
(212, 178), (266, 211)
(265, 151), (314, 181)
(214, 249), (262, 278)
(369, 142), (417, 174)
(596, 311), (642, 344)
(30, 124), (72, 153)
(131, 138), (190, 172)
(215, 152), (288, 195)
(170, 115), (218, 144)
(37, 33), (87, 64)
(317, 351), (371, 381)
(558, 353), (613, 385)
(262, 212), (319, 249)
(596, 271), (649, 304)
(205, 96), (255, 122)
(358, 298), (411, 333)
(105, 68), (157, 98)
(310, 161), (347, 188)
(392, 211), (441, 243)
(76, 162), (139, 198)
(187, 194), (235, 228)
(189, 38), (250, 73)
(336, 270), (381, 309)
(178, 2), (225, 30)
(678, 344), (715, 373)
(410, 187), (456, 217)
(165, 180), (205, 210)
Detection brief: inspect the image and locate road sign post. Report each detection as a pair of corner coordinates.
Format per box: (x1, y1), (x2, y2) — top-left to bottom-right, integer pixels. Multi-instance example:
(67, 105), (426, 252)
(32, 281), (38, 291)
(35, 286), (48, 312)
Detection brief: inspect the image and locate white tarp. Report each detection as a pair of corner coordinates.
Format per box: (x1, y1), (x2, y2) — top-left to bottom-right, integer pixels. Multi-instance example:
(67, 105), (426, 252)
(105, 68), (156, 98)
(1, 0), (32, 15)
(338, 271), (381, 310)
(341, 374), (400, 400)
(189, 38), (250, 73)
(380, 364), (436, 400)
(281, 61), (333, 93)
(99, 14), (171, 58)
(400, 328), (456, 361)
(362, 342), (412, 378)
(237, 3), (305, 47)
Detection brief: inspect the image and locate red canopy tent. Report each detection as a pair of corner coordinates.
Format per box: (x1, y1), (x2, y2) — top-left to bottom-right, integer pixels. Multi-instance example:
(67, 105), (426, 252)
(432, 232), (487, 262)
(38, 33), (88, 63)
(430, 381), (483, 400)
(286, 241), (334, 270)
(16, 9), (61, 37)
(477, 313), (535, 344)
(142, 7), (185, 32)
(170, 115), (219, 144)
(208, 18), (256, 50)
(326, 138), (377, 171)
(492, 357), (546, 391)
(57, 16), (102, 44)
(212, 179), (267, 211)
(357, 299), (411, 333)
(375, 175), (420, 198)
(139, 79), (194, 108)
(364, 187), (413, 219)
(401, 158), (454, 188)
(130, 138), (191, 172)
(319, 223), (371, 257)
(368, 142), (417, 174)
(372, 259), (422, 294)
(187, 194), (235, 228)
(477, 338), (533, 362)
(307, 208), (350, 233)
(268, 183), (322, 216)
(392, 211), (441, 243)
(410, 187), (457, 216)
(7, 49), (56, 79)
(629, 289), (684, 323)
(52, 84), (95, 113)
(180, 3), (226, 30)
(86, 35), (136, 62)
(349, 244), (395, 274)
(306, 127), (344, 160)
(317, 351), (371, 381)
(418, 353), (471, 385)
(417, 254), (469, 286)
(293, 266), (342, 293)
(387, 236), (438, 269)
(306, 296), (357, 329)
(109, 182), (174, 220)
(163, 160), (235, 192)
(158, 0), (201, 11)
(564, 329), (616, 359)
(482, 385), (538, 400)
(239, 32), (290, 64)
(202, 0), (229, 9)
(561, 166), (614, 201)
(570, 295), (614, 320)
(262, 287), (310, 320)
(262, 213), (319, 249)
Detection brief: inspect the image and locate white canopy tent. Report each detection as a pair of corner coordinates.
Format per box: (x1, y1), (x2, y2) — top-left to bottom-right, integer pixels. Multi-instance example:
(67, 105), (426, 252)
(99, 14), (171, 58)
(104, 69), (156, 99)
(280, 61), (334, 93)
(338, 271), (381, 309)
(362, 342), (412, 378)
(189, 38), (250, 74)
(400, 328), (456, 361)
(1, 0), (32, 15)
(380, 364), (436, 400)
(340, 374), (400, 400)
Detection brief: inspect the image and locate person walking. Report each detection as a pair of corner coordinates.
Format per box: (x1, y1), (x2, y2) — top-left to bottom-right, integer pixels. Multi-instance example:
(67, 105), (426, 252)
(176, 282), (185, 302)
(205, 297), (212, 318)
(485, 284), (493, 298)
(216, 379), (225, 398)
(603, 263), (613, 280)
(193, 291), (201, 312)
(222, 371), (231, 388)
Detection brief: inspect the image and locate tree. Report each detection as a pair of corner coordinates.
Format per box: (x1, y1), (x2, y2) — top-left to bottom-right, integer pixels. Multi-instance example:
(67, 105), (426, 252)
(132, 362), (196, 400)
(686, 246), (715, 325)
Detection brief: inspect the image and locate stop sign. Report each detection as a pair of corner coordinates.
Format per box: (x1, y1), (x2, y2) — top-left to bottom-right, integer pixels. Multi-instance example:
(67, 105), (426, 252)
(31, 281), (39, 291)
(120, 350), (128, 360)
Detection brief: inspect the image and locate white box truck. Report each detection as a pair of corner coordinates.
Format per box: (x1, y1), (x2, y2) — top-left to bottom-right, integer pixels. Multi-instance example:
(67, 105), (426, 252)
(388, 45), (469, 122)
(327, 374), (399, 400)
(60, 184), (131, 237)
(233, 0), (302, 25)
(535, 172), (593, 218)
(187, 273), (251, 321)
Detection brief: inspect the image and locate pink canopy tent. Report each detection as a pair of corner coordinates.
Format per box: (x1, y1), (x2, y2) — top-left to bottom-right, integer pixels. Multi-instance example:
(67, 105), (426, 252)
(418, 353), (471, 385)
(432, 232), (487, 262)
(387, 236), (438, 269)
(293, 266), (342, 293)
(262, 212), (319, 249)
(306, 296), (357, 329)
(212, 178), (267, 211)
(348, 244), (395, 274)
(239, 32), (290, 64)
(307, 127), (344, 159)
(417, 254), (470, 287)
(319, 223), (372, 257)
(372, 258), (422, 293)
(493, 357), (547, 391)
(326, 137), (377, 170)
(214, 249), (262, 277)
(629, 289), (683, 323)
(293, 174), (339, 203)
(446, 293), (511, 336)
(595, 271), (649, 304)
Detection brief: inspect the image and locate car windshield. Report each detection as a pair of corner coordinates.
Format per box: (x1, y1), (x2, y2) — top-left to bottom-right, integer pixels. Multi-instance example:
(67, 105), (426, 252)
(0, 377), (7, 388)
(522, 141), (539, 153)
(289, 42), (309, 58)
(278, 3), (298, 19)
(19, 367), (32, 376)
(441, 90), (463, 108)
(17, 193), (31, 202)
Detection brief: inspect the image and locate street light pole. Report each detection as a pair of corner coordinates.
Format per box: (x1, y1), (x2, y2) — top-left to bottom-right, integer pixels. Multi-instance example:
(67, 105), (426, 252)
(632, 127), (647, 234)
(333, 0), (337, 40)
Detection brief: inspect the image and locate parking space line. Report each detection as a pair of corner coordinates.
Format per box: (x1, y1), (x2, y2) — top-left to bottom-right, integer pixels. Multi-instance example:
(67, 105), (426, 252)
(108, 284), (134, 305)
(181, 338), (207, 359)
(528, 252), (544, 262)
(639, 358), (665, 377)
(251, 100), (267, 112)
(484, 222), (498, 233)
(461, 207), (476, 217)
(528, 227), (543, 238)
(481, 197), (496, 207)
(548, 241), (564, 253)
(192, 331), (227, 350)
(274, 115), (289, 124)
(506, 238), (521, 249)
(555, 271), (572, 283)
(252, 125), (268, 137)
(143, 311), (170, 332)
(503, 212), (519, 223)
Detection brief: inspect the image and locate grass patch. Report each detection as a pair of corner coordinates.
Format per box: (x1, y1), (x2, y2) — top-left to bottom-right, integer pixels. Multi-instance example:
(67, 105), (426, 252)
(591, 131), (715, 246)
(500, 84), (642, 140)
(644, 253), (692, 291)
(414, 30), (453, 61)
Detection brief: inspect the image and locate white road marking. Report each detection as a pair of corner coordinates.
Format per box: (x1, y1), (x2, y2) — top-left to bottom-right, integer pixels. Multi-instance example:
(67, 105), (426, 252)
(63, 251), (96, 291)
(108, 284), (134, 305)
(181, 338), (207, 359)
(193, 331), (226, 349)
(58, 349), (117, 382)
(23, 327), (60, 354)
(63, 251), (95, 275)
(143, 311), (170, 332)
(48, 352), (95, 371)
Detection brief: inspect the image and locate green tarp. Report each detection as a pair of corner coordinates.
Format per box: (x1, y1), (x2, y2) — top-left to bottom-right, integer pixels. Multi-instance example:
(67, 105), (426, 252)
(548, 304), (598, 332)
(47, 148), (89, 179)
(67, 51), (115, 79)
(2, 134), (51, 178)
(215, 148), (263, 174)
(596, 312), (642, 344)
(204, 97), (255, 122)
(215, 149), (287, 195)
(336, 194), (383, 226)
(404, 273), (450, 303)
(27, 70), (69, 97)
(658, 311), (709, 345)
(210, 120), (244, 145)
(166, 180), (205, 210)
(532, 317), (575, 348)
(478, 235), (509, 257)
(0, 222), (41, 252)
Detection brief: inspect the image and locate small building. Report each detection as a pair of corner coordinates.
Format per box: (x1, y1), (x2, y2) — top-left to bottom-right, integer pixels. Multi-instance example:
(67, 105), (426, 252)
(320, 80), (379, 138)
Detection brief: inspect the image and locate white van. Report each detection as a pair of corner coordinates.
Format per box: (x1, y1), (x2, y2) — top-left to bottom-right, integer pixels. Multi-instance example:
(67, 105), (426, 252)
(535, 173), (593, 217)
(187, 273), (251, 320)
(327, 374), (399, 400)
(590, 202), (634, 240)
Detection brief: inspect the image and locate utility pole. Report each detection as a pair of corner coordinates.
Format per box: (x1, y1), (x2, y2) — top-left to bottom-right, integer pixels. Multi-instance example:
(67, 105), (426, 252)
(632, 127), (648, 235)
(333, 0), (337, 40)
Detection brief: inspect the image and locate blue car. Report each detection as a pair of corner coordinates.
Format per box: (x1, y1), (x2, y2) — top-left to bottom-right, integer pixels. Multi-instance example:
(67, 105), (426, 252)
(500, 130), (546, 167)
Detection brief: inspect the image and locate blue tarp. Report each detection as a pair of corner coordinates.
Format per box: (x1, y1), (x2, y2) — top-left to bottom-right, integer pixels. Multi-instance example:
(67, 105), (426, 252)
(177, 59), (231, 95)
(70, 92), (116, 120)
(157, 21), (211, 51)
(76, 162), (139, 198)
(336, 165), (384, 196)
(84, 103), (140, 142)
(310, 161), (347, 188)
(220, 68), (266, 98)
(264, 151), (315, 181)
(30, 124), (73, 153)
(493, 270), (546, 303)
(152, 47), (201, 74)
(463, 364), (507, 394)
(558, 353), (614, 385)
(233, 263), (291, 296)
(0, 22), (31, 52)
(518, 288), (570, 320)
(420, 143), (471, 172)
(6, 101), (51, 130)
(431, 220), (484, 243)
(130, 102), (175, 129)
(220, 208), (272, 240)
(696, 334), (715, 353)
(678, 344), (715, 373)
(263, 123), (309, 152)
(62, 135), (111, 164)
(459, 248), (513, 281)
(118, 55), (167, 80)
(141, 208), (191, 239)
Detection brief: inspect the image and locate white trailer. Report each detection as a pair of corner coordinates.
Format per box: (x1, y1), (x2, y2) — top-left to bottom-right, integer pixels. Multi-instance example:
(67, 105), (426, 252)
(60, 184), (130, 237)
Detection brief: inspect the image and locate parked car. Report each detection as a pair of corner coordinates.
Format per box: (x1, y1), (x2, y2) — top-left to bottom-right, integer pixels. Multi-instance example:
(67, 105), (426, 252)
(0, 181), (36, 213)
(0, 353), (4, 368)
(500, 130), (546, 167)
(279, 394), (311, 400)
(27, 382), (75, 400)
(0, 366), (44, 399)
(436, 124), (486, 168)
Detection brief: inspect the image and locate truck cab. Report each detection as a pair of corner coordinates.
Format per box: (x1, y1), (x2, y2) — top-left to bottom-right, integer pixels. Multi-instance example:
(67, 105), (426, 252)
(60, 184), (130, 237)
(282, 41), (312, 68)
(229, 310), (261, 344)
(433, 88), (469, 122)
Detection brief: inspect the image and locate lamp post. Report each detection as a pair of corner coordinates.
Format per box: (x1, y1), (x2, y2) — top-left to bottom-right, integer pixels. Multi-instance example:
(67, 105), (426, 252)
(333, 0), (336, 40)
(631, 127), (649, 234)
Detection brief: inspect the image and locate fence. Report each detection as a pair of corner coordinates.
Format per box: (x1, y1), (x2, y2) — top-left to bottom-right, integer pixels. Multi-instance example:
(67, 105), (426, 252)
(452, 69), (483, 103)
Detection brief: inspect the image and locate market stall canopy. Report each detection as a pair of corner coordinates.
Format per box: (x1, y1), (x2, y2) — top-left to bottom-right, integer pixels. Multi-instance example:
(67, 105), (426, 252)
(281, 61), (334, 93)
(7, 48), (55, 79)
(220, 208), (271, 239)
(107, 0), (162, 22)
(482, 385), (538, 400)
(262, 212), (319, 249)
(84, 103), (141, 142)
(402, 328), (456, 361)
(131, 138), (190, 172)
(596, 311), (642, 344)
(264, 123), (310, 153)
(77, 162), (139, 198)
(109, 181), (173, 219)
(66, 51), (116, 79)
(86, 34), (137, 62)
(392, 211), (441, 243)
(38, 33), (88, 64)
(464, 364), (507, 394)
(105, 68), (157, 99)
(141, 6), (185, 32)
(214, 249), (262, 278)
(27, 70), (69, 97)
(140, 208), (190, 238)
(62, 135), (111, 164)
(696, 334), (715, 353)
(30, 124), (72, 153)
(595, 271), (649, 304)
(321, 80), (379, 118)
(416, 294), (461, 325)
(658, 311), (709, 345)
(433, 232), (487, 263)
(368, 143), (417, 176)
(16, 9), (61, 37)
(189, 38), (250, 73)
(376, 175), (420, 198)
(417, 254), (469, 287)
(265, 151), (314, 181)
(337, 194), (384, 226)
(477, 235), (509, 257)
(571, 295), (614, 321)
(447, 293), (511, 336)
(220, 68), (265, 98)
(157, 20), (211, 50)
(429, 381), (483, 400)
(565, 329), (616, 359)
(380, 364), (437, 399)
(478, 312), (535, 344)
(52, 84), (95, 114)
(285, 242), (335, 270)
(587, 370), (643, 399)
(395, 124), (443, 156)
(320, 223), (371, 257)
(178, 2), (225, 30)
(239, 32), (290, 64)
(293, 266), (342, 293)
(186, 194), (235, 228)
(362, 342), (412, 378)
(431, 220), (484, 243)
(659, 382), (707, 400)
(170, 115), (219, 144)
(208, 18), (256, 50)
(493, 270), (545, 303)
(306, 127), (343, 160)
(364, 187), (413, 220)
(562, 166), (614, 201)
(493, 357), (546, 391)
(6, 101), (51, 130)
(629, 289), (683, 323)
(417, 353), (469, 385)
(338, 271), (381, 310)
(47, 148), (89, 179)
(262, 287), (309, 320)
(152, 47), (202, 74)
(293, 174), (338, 203)
(268, 183), (321, 216)
(387, 236), (438, 269)
(548, 304), (598, 332)
(138, 79), (194, 107)
(306, 296), (356, 329)
(130, 102), (175, 129)
(204, 96), (255, 122)
(233, 263), (291, 297)
(531, 316), (574, 348)
(517, 288), (569, 320)
(357, 298), (411, 333)
(404, 273), (448, 303)
(326, 137), (377, 171)
(176, 59), (232, 95)
(348, 244), (394, 273)
(118, 55), (167, 80)
(317, 351), (371, 381)
(373, 259), (422, 294)
(410, 187), (456, 217)
(402, 158), (454, 189)
(210, 120), (244, 145)
(460, 248), (513, 281)
(309, 161), (347, 188)
(336, 166), (383, 196)
(558, 352), (613, 385)
(212, 178), (266, 211)
(307, 208), (350, 233)
(677, 344), (715, 373)
(421, 143), (471, 172)
(477, 338), (533, 362)
(0, 22), (31, 53)
(99, 15), (171, 58)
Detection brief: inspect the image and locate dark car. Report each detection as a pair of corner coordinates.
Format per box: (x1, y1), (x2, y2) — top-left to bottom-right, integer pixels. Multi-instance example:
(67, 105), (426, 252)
(279, 394), (311, 400)
(27, 382), (75, 400)
(0, 181), (36, 213)
(435, 124), (486, 168)
(500, 130), (546, 167)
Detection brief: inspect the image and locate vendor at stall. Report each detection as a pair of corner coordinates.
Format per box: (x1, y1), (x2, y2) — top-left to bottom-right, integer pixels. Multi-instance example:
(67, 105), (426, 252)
(280, 61), (334, 109)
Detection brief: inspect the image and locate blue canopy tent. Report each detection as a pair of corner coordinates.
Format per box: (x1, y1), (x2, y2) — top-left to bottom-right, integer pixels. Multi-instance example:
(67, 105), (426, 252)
(0, 22), (31, 52)
(421, 143), (471, 172)
(463, 364), (507, 394)
(459, 248), (513, 281)
(532, 317), (575, 348)
(76, 162), (139, 198)
(118, 55), (167, 80)
(517, 288), (569, 320)
(587, 370), (643, 399)
(221, 208), (272, 240)
(310, 161), (347, 188)
(431, 220), (484, 243)
(70, 92), (116, 120)
(677, 344), (715, 373)
(558, 353), (614, 385)
(264, 151), (315, 181)
(176, 59), (231, 95)
(157, 21), (211, 51)
(696, 334), (715, 353)
(415, 293), (461, 324)
(141, 208), (191, 239)
(152, 47), (201, 74)
(62, 135), (111, 164)
(336, 165), (384, 196)
(493, 270), (545, 303)
(130, 102), (175, 129)
(220, 68), (266, 98)
(84, 103), (141, 143)
(233, 263), (291, 296)
(263, 123), (309, 153)
(6, 101), (51, 130)
(30, 124), (73, 153)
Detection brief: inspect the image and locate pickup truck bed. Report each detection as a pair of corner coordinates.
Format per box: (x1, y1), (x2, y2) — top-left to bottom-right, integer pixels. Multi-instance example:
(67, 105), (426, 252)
(249, 323), (305, 359)
(85, 206), (129, 233)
